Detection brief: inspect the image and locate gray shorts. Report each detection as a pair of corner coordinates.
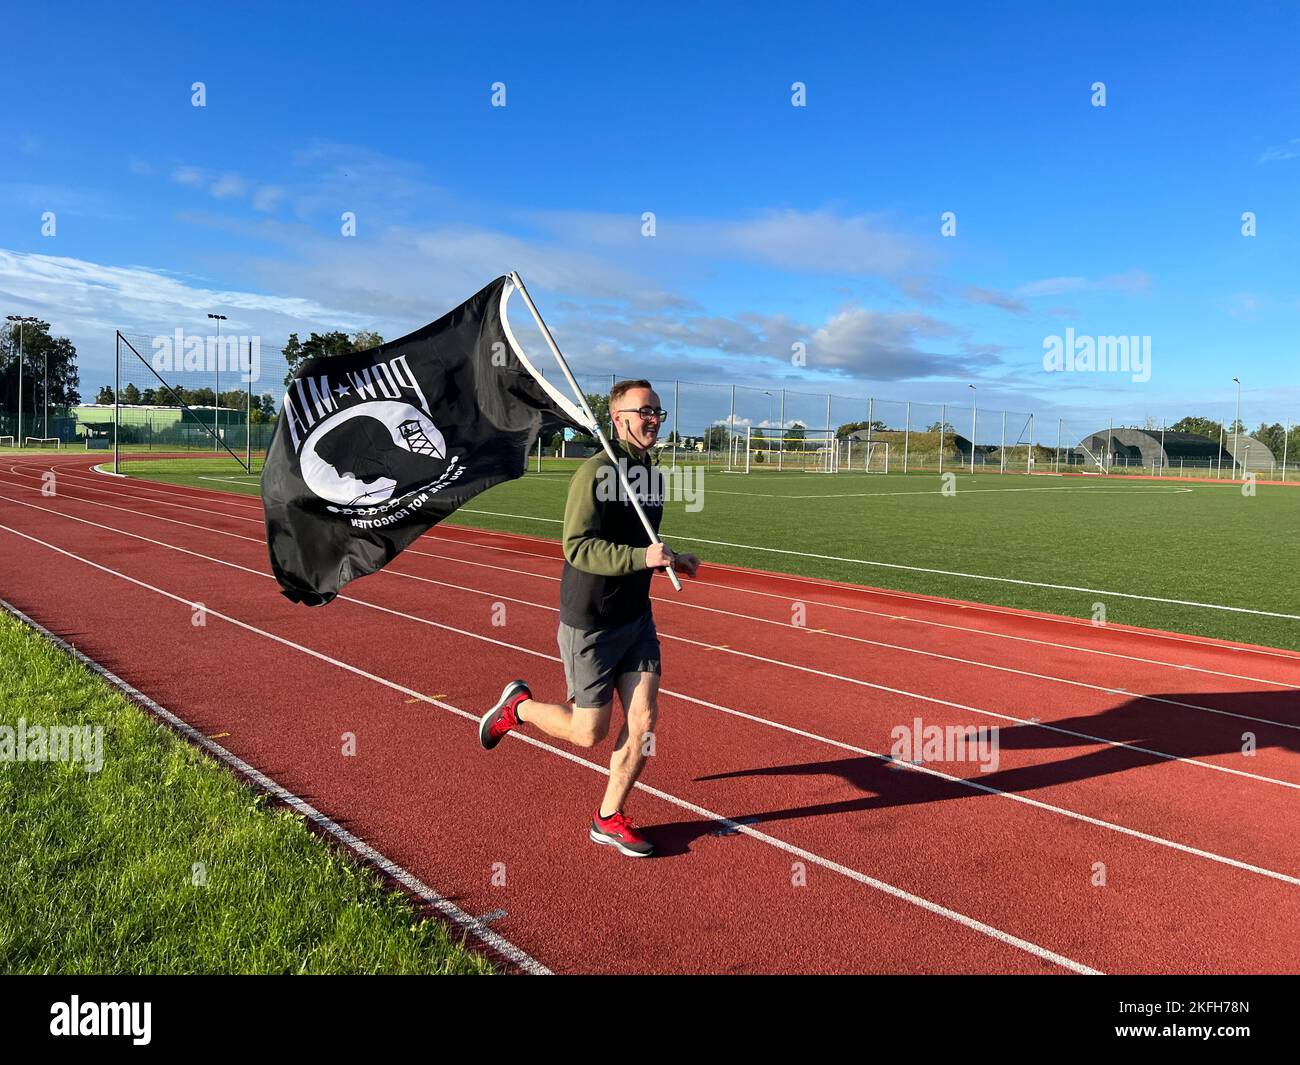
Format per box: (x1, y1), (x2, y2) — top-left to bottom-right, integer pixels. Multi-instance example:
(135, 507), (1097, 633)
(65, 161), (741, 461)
(557, 614), (661, 708)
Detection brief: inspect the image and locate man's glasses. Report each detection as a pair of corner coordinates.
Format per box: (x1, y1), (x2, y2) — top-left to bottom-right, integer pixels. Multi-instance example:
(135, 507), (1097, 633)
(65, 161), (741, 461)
(616, 406), (669, 422)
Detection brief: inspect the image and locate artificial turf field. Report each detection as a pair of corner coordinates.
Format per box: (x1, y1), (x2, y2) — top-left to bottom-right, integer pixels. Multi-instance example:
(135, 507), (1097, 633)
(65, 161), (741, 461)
(118, 456), (1300, 652)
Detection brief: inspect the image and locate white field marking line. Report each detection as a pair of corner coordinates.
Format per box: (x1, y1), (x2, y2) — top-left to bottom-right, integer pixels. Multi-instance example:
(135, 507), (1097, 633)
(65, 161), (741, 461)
(198, 475), (260, 486)
(0, 525), (1097, 975)
(668, 536), (1300, 621)
(7, 499), (1300, 896)
(449, 509), (1300, 623)
(0, 594), (551, 976)
(65, 458), (1300, 659)
(415, 536), (1300, 692)
(36, 462), (1300, 666)
(54, 462), (1300, 663)
(440, 518), (1300, 661)
(13, 473), (1298, 740)
(705, 486), (1196, 499)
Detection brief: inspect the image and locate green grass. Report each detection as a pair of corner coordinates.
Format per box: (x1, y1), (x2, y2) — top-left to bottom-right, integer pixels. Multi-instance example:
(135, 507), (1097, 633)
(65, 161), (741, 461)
(0, 609), (494, 975)
(121, 456), (1300, 651)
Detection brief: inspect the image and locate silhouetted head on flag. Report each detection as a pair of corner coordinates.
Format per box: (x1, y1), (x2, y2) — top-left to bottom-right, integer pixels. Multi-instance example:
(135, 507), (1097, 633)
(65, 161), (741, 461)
(262, 274), (587, 605)
(315, 415), (447, 500)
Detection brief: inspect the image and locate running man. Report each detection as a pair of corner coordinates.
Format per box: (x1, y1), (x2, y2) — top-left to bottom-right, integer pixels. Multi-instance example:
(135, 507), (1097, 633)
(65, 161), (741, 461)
(478, 380), (700, 857)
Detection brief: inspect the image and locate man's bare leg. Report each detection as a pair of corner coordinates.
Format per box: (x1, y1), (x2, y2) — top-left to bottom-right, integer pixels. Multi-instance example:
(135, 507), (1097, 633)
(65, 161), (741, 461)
(518, 698), (611, 748)
(599, 671), (659, 818)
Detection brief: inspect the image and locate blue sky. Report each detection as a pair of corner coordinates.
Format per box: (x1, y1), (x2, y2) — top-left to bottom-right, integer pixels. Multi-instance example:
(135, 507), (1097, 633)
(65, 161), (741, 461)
(2, 0), (1298, 439)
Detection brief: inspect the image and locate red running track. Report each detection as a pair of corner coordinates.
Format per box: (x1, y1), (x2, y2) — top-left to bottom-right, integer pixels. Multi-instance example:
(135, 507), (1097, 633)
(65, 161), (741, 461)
(2, 454), (1299, 974)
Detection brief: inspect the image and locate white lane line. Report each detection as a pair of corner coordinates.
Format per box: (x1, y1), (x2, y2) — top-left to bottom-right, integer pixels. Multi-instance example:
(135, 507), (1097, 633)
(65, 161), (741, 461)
(415, 536), (1300, 693)
(4, 493), (1299, 890)
(0, 522), (1098, 975)
(367, 563), (1300, 787)
(48, 462), (1300, 662)
(705, 485), (1196, 499)
(0, 594), (550, 976)
(432, 520), (1300, 664)
(450, 510), (1300, 621)
(16, 461), (1300, 676)
(10, 474), (1297, 744)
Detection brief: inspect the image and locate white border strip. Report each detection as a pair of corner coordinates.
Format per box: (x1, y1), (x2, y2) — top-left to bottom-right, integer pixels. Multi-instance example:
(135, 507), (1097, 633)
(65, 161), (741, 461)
(0, 595), (551, 976)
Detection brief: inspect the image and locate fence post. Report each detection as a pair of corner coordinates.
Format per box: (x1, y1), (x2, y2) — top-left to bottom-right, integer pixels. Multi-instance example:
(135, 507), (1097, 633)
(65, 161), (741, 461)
(728, 384), (736, 470)
(1284, 420), (1290, 483)
(969, 402), (977, 474)
(1055, 418), (1062, 473)
(938, 403), (946, 475)
(825, 393), (833, 473)
(1027, 414), (1035, 474)
(903, 401), (911, 473)
(778, 389), (785, 471)
(672, 379), (679, 469)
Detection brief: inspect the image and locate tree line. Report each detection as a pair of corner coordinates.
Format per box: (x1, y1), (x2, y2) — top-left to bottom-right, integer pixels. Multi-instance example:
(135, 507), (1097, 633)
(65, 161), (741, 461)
(0, 321), (81, 414)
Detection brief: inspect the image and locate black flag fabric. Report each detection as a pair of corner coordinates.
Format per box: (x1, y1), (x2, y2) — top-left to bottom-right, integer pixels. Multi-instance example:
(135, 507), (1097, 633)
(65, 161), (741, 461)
(262, 275), (586, 605)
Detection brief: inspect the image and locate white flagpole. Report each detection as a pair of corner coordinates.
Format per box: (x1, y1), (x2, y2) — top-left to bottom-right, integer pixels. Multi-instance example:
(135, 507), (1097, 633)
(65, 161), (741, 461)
(508, 272), (683, 592)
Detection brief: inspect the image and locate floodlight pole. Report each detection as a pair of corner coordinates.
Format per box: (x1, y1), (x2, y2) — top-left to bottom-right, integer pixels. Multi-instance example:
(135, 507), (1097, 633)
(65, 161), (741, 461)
(246, 339), (253, 472)
(114, 331), (121, 472)
(208, 313), (227, 452)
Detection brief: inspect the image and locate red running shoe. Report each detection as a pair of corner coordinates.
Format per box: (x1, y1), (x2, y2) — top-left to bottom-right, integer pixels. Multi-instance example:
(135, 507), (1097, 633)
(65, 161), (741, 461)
(479, 680), (530, 750)
(589, 809), (655, 857)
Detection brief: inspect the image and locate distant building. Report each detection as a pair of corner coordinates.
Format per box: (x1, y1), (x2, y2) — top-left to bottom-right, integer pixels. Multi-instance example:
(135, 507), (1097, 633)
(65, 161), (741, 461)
(1074, 428), (1274, 472)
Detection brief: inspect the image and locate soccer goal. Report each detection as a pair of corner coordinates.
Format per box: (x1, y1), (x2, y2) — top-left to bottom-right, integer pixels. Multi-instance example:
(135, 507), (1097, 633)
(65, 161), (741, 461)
(1076, 442), (1107, 475)
(845, 439), (890, 473)
(25, 437), (62, 449)
(0, 436), (14, 448)
(743, 426), (840, 472)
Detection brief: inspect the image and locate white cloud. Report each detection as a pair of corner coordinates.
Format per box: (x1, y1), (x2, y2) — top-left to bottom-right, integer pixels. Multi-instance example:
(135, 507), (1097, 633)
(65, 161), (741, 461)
(1259, 139), (1300, 163)
(530, 208), (929, 277)
(1017, 271), (1152, 298)
(209, 173), (249, 199)
(964, 285), (1028, 314)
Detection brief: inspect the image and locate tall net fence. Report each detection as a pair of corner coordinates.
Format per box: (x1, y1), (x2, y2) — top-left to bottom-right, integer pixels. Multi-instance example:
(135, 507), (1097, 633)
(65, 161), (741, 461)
(103, 331), (291, 478)
(93, 333), (1299, 485)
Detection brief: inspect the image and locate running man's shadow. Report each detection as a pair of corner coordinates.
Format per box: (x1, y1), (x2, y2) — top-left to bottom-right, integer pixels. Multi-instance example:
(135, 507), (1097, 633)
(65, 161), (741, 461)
(646, 687), (1300, 858)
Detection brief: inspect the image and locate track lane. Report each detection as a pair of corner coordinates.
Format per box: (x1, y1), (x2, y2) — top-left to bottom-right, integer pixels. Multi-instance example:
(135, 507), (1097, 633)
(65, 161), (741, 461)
(4, 475), (1300, 971)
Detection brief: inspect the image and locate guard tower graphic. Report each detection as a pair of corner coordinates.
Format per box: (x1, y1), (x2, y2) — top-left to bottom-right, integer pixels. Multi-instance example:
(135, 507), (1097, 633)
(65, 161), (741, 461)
(398, 418), (439, 456)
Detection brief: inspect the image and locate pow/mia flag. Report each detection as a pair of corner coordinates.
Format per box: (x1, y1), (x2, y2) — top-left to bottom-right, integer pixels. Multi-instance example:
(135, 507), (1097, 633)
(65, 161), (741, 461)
(262, 275), (584, 605)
